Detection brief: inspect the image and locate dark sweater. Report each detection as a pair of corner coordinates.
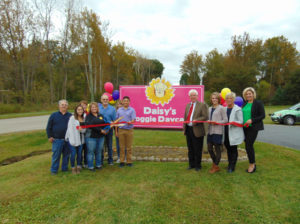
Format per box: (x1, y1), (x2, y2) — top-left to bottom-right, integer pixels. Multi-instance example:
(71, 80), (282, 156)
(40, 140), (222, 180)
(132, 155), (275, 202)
(46, 111), (72, 139)
(242, 100), (265, 131)
(85, 113), (108, 138)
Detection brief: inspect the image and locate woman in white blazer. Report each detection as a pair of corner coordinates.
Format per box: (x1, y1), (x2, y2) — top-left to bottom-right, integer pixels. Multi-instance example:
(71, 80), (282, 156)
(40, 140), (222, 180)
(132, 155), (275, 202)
(65, 104), (86, 174)
(224, 92), (244, 173)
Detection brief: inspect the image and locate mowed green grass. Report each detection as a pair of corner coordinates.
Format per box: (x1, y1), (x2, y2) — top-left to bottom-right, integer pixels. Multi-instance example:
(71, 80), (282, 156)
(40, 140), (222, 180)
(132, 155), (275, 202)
(0, 130), (186, 163)
(0, 131), (300, 223)
(0, 131), (50, 162)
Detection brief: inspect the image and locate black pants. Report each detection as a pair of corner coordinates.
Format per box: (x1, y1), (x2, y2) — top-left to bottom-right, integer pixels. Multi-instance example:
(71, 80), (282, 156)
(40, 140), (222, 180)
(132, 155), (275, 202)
(224, 131), (238, 170)
(207, 143), (222, 165)
(186, 126), (204, 168)
(243, 127), (258, 164)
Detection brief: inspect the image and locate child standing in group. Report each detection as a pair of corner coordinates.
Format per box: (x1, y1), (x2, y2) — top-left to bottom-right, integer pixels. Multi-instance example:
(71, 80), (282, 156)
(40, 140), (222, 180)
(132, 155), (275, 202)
(65, 104), (86, 174)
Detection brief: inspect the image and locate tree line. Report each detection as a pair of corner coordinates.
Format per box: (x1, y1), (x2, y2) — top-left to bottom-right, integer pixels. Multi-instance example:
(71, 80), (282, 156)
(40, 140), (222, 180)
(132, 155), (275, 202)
(0, 0), (164, 105)
(180, 33), (300, 104)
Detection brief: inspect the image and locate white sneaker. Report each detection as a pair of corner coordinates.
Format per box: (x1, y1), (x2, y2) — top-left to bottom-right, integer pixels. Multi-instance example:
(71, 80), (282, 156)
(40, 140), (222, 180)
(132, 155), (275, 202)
(116, 159), (120, 163)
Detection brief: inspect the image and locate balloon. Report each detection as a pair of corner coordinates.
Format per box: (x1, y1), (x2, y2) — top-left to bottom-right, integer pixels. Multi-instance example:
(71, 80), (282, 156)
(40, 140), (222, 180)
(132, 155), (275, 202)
(112, 90), (120, 100)
(222, 102), (227, 107)
(109, 100), (116, 105)
(103, 92), (113, 101)
(104, 82), (114, 94)
(234, 96), (244, 107)
(220, 93), (225, 105)
(221, 88), (231, 99)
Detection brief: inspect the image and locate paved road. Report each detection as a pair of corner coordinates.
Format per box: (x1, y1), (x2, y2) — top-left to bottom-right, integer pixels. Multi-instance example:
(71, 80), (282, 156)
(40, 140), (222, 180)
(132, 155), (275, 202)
(256, 124), (300, 150)
(1, 116), (299, 150)
(0, 115), (50, 135)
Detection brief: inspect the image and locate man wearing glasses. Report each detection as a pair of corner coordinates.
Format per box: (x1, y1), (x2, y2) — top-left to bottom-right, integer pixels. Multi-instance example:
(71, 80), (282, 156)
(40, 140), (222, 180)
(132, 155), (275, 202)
(99, 94), (117, 165)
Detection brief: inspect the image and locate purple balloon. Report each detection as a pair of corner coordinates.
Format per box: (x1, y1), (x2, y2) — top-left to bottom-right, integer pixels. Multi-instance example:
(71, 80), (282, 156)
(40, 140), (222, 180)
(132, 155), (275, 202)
(234, 96), (243, 107)
(112, 90), (120, 100)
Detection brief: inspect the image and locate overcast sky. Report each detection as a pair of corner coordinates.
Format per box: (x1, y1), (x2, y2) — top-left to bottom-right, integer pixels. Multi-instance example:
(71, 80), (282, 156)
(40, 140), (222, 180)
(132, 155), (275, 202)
(84, 0), (300, 84)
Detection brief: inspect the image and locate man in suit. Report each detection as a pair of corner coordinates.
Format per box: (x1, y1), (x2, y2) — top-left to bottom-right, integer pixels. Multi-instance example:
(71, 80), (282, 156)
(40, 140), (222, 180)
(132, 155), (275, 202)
(183, 89), (208, 171)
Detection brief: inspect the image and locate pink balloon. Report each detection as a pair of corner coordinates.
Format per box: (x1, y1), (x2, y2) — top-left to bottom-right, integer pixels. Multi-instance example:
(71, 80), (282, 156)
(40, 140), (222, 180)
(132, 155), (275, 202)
(222, 102), (227, 107)
(104, 82), (114, 94)
(103, 92), (113, 101)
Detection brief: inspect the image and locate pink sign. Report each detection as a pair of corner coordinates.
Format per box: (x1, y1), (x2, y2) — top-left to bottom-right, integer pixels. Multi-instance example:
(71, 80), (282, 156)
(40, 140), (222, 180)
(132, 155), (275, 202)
(120, 78), (204, 129)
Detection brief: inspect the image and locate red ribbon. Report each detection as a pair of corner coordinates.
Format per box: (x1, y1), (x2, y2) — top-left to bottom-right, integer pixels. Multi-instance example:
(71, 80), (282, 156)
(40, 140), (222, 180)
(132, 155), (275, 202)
(77, 120), (247, 129)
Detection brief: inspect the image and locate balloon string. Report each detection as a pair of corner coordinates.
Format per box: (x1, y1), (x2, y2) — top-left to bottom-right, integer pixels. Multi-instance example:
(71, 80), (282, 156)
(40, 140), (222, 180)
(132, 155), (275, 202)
(76, 120), (248, 129)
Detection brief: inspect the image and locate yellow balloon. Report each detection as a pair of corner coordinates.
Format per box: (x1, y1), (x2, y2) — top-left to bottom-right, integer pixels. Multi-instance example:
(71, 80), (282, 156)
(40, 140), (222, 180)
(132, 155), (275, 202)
(109, 100), (116, 105)
(221, 88), (231, 99)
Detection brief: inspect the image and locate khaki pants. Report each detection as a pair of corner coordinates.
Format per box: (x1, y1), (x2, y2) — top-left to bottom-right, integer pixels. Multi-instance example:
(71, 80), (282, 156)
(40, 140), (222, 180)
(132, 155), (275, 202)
(119, 129), (133, 164)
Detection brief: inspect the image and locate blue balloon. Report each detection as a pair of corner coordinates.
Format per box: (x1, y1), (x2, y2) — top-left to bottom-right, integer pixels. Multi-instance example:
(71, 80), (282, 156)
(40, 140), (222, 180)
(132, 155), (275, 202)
(112, 90), (120, 100)
(234, 96), (243, 107)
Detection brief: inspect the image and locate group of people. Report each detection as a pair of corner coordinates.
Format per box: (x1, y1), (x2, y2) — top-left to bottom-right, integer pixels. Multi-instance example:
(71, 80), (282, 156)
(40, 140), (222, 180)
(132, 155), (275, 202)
(46, 86), (265, 175)
(46, 95), (136, 174)
(184, 87), (265, 174)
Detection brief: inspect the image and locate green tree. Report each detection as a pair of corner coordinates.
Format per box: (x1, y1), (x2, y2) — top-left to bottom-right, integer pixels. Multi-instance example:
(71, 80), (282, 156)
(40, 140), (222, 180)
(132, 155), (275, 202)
(262, 36), (299, 91)
(180, 50), (204, 84)
(285, 68), (300, 103)
(256, 80), (271, 104)
(179, 73), (189, 85)
(111, 42), (135, 88)
(0, 0), (35, 103)
(223, 32), (263, 95)
(203, 49), (225, 92)
(150, 59), (164, 78)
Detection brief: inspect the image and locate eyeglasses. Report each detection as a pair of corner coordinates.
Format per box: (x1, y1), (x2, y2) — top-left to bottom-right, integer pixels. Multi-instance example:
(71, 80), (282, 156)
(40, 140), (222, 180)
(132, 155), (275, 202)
(102, 99), (109, 101)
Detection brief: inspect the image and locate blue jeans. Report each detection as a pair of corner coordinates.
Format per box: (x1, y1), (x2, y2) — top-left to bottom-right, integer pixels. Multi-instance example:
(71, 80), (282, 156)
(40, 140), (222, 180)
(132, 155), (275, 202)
(69, 143), (83, 168)
(86, 137), (104, 169)
(51, 139), (70, 173)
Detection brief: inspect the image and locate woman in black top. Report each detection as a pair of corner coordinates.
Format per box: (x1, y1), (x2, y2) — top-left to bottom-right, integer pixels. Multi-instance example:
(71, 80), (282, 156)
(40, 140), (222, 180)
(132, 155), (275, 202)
(242, 87), (265, 173)
(85, 102), (110, 171)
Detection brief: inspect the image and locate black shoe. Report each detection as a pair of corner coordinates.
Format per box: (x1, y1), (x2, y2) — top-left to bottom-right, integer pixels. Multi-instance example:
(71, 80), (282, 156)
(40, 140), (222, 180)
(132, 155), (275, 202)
(95, 166), (102, 170)
(119, 163), (125, 168)
(195, 167), (201, 172)
(246, 165), (256, 173)
(89, 169), (95, 172)
(127, 163), (133, 167)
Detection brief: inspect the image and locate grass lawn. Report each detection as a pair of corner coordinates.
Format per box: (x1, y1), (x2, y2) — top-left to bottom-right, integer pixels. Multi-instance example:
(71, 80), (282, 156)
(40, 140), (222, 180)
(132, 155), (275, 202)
(0, 130), (300, 223)
(0, 130), (186, 163)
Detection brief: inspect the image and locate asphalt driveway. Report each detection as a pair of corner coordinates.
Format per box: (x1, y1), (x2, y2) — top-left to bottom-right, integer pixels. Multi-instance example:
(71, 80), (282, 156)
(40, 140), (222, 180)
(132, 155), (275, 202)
(257, 124), (300, 150)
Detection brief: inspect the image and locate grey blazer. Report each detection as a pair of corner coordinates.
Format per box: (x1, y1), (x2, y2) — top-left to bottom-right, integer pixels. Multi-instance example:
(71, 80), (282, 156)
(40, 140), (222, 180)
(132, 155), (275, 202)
(208, 105), (228, 135)
(227, 105), (244, 146)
